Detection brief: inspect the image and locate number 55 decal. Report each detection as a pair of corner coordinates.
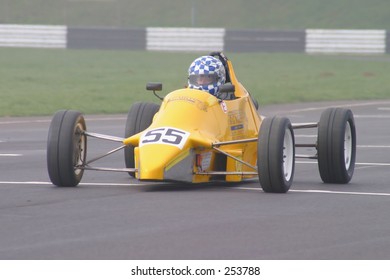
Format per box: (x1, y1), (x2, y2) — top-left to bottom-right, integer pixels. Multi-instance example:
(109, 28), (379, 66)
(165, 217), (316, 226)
(140, 127), (190, 149)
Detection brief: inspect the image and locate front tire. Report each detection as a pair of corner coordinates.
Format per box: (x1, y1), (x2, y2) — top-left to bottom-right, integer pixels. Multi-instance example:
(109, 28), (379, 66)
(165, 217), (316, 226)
(317, 108), (356, 184)
(47, 110), (86, 187)
(258, 116), (295, 193)
(124, 102), (160, 177)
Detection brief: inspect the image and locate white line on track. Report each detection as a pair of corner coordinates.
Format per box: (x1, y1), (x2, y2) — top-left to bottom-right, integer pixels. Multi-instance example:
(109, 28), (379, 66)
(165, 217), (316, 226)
(357, 162), (390, 166)
(358, 145), (390, 148)
(296, 161), (390, 166)
(1, 181), (389, 198)
(287, 100), (390, 113)
(0, 154), (22, 157)
(297, 144), (390, 148)
(235, 187), (390, 197)
(355, 115), (390, 118)
(0, 181), (52, 185)
(0, 181), (141, 186)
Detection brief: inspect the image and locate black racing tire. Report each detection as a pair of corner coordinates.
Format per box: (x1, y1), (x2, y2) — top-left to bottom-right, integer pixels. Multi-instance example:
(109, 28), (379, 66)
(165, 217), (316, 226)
(47, 110), (86, 187)
(124, 102), (160, 177)
(258, 116), (295, 193)
(317, 108), (356, 184)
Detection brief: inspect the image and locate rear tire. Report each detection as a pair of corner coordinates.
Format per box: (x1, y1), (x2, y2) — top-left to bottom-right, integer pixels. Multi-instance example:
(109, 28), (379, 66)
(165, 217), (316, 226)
(47, 110), (86, 187)
(317, 108), (356, 184)
(258, 116), (295, 193)
(124, 102), (160, 177)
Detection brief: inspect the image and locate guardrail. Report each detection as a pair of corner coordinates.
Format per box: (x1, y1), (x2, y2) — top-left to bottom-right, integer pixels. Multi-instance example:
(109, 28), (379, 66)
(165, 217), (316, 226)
(306, 29), (386, 54)
(0, 24), (66, 48)
(0, 25), (388, 54)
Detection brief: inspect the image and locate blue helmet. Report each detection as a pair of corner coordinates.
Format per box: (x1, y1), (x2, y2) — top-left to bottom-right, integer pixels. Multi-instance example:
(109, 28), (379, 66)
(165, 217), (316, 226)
(188, 56), (226, 96)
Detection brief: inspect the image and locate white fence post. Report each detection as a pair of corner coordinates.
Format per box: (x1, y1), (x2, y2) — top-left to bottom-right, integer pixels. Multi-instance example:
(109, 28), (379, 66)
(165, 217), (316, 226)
(0, 24), (67, 48)
(306, 29), (386, 54)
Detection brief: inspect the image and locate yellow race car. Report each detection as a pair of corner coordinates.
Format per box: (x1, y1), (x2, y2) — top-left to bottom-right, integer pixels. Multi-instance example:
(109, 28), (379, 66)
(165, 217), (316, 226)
(47, 52), (356, 193)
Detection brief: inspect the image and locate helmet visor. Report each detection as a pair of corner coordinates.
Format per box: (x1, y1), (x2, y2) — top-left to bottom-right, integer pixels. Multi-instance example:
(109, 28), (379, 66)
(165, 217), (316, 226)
(189, 73), (219, 87)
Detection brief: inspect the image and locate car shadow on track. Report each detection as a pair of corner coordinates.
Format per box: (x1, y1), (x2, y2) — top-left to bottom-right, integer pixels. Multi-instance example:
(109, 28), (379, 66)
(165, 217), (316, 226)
(140, 179), (260, 192)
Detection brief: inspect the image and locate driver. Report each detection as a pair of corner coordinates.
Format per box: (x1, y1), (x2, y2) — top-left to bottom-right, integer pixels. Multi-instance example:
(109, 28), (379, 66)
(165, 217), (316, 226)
(187, 55), (226, 96)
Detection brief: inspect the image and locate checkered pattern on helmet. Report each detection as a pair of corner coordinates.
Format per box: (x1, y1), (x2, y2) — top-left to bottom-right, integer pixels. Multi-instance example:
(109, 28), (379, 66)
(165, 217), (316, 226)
(188, 56), (226, 96)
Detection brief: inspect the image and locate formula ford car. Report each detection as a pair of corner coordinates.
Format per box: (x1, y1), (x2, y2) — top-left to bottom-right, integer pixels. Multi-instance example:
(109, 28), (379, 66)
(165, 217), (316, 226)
(47, 52), (356, 193)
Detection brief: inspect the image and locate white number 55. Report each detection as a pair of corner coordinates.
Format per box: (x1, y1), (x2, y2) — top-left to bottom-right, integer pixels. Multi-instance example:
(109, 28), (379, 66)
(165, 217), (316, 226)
(140, 127), (190, 149)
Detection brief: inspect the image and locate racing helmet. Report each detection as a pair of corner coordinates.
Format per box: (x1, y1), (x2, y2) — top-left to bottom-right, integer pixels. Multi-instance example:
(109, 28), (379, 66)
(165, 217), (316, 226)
(188, 56), (226, 96)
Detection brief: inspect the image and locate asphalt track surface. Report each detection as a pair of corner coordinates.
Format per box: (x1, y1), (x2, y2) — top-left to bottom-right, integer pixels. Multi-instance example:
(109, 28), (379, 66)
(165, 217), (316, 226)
(1, 100), (390, 260)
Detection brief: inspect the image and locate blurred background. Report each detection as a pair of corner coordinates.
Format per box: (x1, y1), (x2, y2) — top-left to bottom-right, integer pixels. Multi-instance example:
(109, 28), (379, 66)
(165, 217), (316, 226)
(1, 0), (390, 117)
(1, 0), (390, 29)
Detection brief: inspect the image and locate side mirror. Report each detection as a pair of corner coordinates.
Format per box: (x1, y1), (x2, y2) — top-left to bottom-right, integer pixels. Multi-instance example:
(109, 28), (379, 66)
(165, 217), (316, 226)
(146, 82), (162, 91)
(219, 84), (235, 93)
(146, 82), (163, 101)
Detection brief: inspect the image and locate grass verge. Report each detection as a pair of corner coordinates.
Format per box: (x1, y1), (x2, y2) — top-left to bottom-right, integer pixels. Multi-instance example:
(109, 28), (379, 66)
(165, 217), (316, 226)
(1, 48), (389, 117)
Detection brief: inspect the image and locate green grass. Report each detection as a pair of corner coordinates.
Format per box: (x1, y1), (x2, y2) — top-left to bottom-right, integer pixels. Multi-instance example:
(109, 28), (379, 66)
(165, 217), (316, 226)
(1, 48), (390, 117)
(1, 0), (390, 29)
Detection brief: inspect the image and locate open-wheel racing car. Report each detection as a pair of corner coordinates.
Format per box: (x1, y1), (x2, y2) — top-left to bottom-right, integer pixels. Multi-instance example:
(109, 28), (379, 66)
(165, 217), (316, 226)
(47, 52), (356, 193)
